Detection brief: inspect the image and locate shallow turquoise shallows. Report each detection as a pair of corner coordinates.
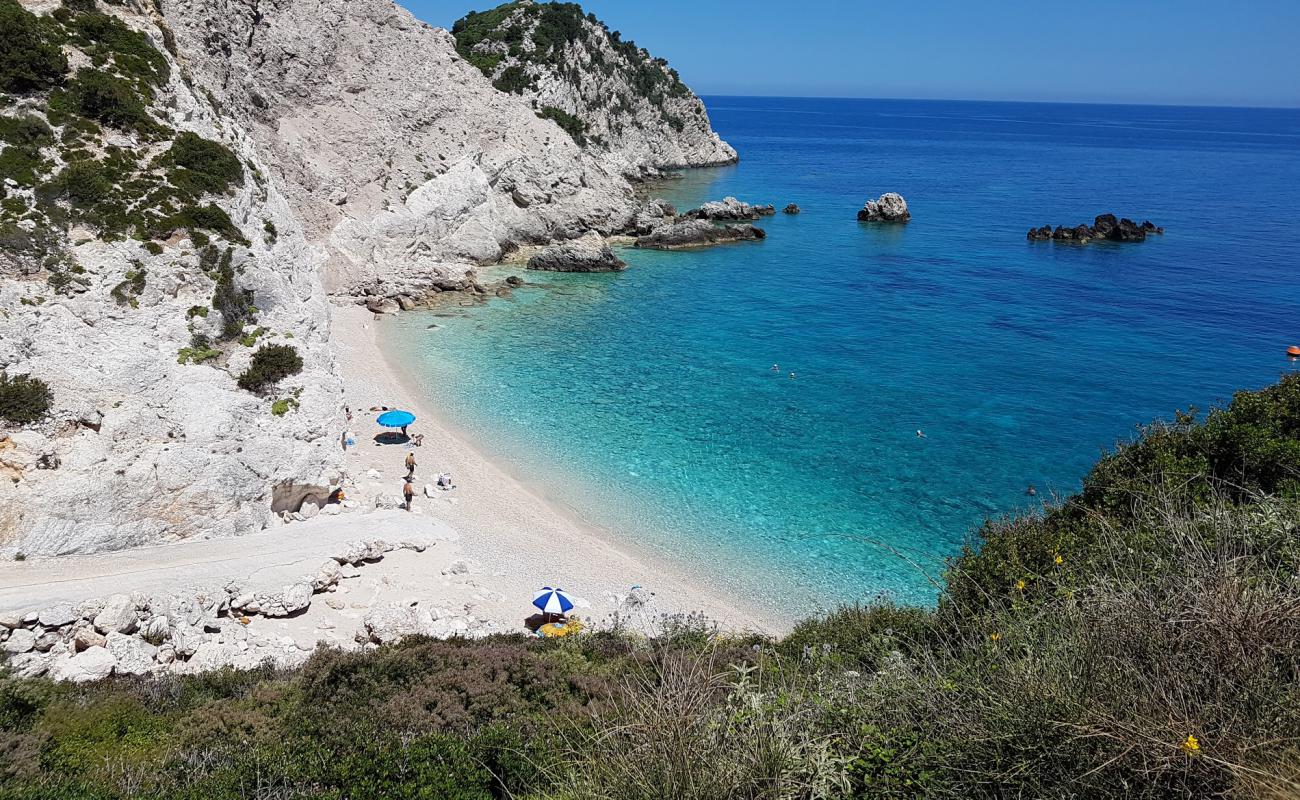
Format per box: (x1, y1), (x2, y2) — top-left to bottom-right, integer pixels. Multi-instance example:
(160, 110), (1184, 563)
(387, 97), (1300, 614)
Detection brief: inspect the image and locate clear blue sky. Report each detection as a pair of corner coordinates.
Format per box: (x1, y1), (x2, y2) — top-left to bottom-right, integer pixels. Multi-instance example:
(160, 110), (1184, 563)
(407, 0), (1300, 108)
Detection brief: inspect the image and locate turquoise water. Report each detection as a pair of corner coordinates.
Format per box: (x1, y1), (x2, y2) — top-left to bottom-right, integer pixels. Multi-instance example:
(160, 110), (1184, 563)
(389, 98), (1300, 613)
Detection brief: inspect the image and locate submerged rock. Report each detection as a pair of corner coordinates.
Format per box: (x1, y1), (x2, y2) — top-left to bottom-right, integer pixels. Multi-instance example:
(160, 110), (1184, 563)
(527, 233), (627, 273)
(685, 197), (776, 221)
(634, 220), (767, 250)
(857, 193), (910, 223)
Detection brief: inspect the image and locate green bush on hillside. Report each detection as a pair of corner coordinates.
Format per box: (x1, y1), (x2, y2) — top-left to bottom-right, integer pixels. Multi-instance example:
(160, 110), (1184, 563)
(0, 0), (68, 95)
(162, 132), (244, 196)
(236, 343), (302, 392)
(537, 105), (586, 144)
(0, 371), (52, 424)
(65, 68), (150, 132)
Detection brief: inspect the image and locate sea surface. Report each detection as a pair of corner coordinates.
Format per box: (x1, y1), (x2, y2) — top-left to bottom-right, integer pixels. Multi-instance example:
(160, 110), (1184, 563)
(388, 97), (1300, 613)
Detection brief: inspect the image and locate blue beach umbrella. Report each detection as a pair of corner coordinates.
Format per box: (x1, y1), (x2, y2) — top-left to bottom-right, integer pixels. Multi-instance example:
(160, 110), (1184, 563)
(376, 410), (416, 428)
(532, 587), (574, 615)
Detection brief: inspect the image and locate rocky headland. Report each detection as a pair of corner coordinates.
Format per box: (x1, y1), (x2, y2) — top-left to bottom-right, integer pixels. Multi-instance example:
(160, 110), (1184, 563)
(857, 192), (911, 222)
(1027, 214), (1164, 243)
(451, 0), (738, 177)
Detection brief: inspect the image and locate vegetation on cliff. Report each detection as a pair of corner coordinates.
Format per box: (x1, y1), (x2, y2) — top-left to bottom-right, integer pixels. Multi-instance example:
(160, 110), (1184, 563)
(452, 1), (692, 144)
(0, 0), (247, 258)
(4, 376), (1300, 797)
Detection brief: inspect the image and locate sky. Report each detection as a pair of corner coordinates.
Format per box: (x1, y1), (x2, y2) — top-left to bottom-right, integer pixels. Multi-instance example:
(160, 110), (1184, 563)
(407, 0), (1300, 108)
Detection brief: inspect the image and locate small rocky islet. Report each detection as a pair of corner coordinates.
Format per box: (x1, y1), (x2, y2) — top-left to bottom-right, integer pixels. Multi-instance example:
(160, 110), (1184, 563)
(1028, 213), (1164, 243)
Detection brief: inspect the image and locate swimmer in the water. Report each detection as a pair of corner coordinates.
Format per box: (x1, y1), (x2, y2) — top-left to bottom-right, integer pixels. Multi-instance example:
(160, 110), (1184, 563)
(1026, 485), (1038, 496)
(916, 429), (926, 438)
(771, 363), (780, 372)
(789, 372), (796, 380)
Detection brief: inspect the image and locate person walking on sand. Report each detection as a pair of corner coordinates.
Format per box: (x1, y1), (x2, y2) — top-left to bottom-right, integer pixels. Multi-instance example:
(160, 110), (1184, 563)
(403, 479), (415, 511)
(405, 451), (416, 480)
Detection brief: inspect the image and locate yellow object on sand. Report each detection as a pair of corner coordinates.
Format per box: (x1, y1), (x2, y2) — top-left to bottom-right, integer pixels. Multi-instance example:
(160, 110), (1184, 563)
(539, 616), (584, 638)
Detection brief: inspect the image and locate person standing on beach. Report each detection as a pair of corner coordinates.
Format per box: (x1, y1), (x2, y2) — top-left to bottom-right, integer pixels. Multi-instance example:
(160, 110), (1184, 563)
(403, 479), (415, 511)
(405, 451), (416, 480)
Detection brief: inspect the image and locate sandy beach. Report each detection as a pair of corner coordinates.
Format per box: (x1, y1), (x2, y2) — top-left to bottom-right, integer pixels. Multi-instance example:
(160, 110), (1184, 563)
(327, 302), (770, 635)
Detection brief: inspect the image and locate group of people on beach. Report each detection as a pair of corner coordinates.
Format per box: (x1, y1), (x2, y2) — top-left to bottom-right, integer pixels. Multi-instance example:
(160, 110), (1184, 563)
(337, 405), (456, 510)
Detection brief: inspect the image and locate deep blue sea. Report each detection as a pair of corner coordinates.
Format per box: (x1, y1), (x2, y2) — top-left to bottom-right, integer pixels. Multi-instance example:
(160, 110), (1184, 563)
(389, 97), (1300, 613)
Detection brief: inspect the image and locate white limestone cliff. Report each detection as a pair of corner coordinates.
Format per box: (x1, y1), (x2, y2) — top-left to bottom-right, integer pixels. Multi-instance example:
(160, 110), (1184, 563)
(158, 0), (637, 295)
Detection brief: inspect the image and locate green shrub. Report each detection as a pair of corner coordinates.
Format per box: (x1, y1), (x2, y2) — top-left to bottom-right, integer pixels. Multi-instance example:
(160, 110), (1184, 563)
(163, 131), (244, 196)
(0, 0), (68, 94)
(67, 9), (169, 91)
(492, 64), (533, 94)
(537, 104), (587, 144)
(66, 68), (150, 131)
(0, 371), (52, 424)
(0, 113), (54, 186)
(236, 343), (302, 392)
(109, 265), (144, 306)
(210, 248), (253, 339)
(56, 159), (112, 206)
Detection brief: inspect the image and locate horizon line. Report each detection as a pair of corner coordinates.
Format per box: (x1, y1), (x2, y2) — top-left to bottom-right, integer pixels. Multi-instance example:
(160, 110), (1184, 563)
(693, 93), (1300, 112)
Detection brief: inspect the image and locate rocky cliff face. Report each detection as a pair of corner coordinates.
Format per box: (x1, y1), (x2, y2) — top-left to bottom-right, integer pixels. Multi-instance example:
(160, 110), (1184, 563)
(452, 1), (737, 177)
(0, 0), (340, 556)
(160, 0), (637, 295)
(0, 0), (686, 558)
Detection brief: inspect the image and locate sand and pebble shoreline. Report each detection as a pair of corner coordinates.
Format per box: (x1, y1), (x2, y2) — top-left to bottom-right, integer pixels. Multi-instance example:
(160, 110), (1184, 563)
(0, 302), (770, 680)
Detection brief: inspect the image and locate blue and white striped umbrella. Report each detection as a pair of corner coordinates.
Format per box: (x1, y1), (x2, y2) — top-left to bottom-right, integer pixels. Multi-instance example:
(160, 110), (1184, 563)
(532, 587), (574, 615)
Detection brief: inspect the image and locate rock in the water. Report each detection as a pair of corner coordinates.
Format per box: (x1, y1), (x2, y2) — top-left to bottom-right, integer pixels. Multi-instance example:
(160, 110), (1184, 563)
(93, 594), (139, 635)
(37, 603), (78, 629)
(527, 233), (627, 273)
(686, 197), (776, 221)
(783, 203), (801, 215)
(2, 628), (36, 654)
(629, 197), (679, 234)
(505, 275), (524, 287)
(857, 193), (910, 223)
(49, 646), (116, 683)
(1028, 213), (1160, 243)
(634, 219), (766, 250)
(107, 632), (157, 675)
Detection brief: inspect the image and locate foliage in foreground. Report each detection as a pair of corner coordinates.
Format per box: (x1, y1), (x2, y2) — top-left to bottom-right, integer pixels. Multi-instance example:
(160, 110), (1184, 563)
(4, 377), (1300, 798)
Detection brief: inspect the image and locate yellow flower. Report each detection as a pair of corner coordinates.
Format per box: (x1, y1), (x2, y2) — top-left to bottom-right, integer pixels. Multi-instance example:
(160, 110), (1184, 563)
(1054, 553), (1064, 566)
(1181, 734), (1200, 755)
(989, 632), (1001, 642)
(1014, 579), (1026, 591)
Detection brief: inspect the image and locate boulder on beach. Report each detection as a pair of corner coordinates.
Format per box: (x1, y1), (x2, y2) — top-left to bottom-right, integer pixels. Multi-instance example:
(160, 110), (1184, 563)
(634, 219), (767, 250)
(685, 196), (776, 221)
(857, 193), (910, 223)
(527, 232), (627, 272)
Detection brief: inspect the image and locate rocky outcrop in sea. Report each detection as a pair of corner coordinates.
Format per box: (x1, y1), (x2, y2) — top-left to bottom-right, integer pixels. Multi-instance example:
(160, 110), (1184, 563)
(858, 193), (911, 222)
(528, 232), (627, 272)
(1027, 214), (1164, 243)
(784, 203), (801, 215)
(451, 1), (738, 177)
(634, 220), (767, 250)
(686, 197), (777, 221)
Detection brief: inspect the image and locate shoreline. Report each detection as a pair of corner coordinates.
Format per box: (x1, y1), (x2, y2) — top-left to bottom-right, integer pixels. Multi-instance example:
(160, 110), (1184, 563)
(330, 303), (775, 635)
